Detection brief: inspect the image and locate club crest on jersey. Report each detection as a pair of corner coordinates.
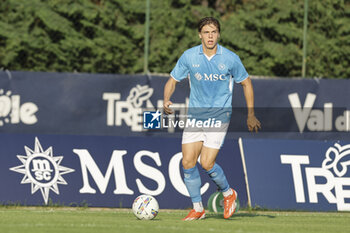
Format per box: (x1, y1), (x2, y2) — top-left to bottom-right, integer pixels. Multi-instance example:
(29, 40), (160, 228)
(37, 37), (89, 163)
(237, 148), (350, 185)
(218, 63), (226, 71)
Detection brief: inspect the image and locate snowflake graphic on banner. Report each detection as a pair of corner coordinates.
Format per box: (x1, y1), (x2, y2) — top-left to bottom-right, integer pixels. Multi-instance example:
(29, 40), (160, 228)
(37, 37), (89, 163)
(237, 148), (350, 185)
(10, 137), (74, 204)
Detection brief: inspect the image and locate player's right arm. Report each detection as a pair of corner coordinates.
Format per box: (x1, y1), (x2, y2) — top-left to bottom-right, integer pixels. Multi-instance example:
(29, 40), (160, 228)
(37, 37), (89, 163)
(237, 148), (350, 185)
(165, 51), (189, 114)
(163, 77), (177, 114)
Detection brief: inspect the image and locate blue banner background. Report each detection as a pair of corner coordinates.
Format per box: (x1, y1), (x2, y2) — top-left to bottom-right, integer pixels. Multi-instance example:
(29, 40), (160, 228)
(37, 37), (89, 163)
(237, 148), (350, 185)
(1, 70), (350, 210)
(241, 138), (350, 211)
(1, 133), (246, 209)
(1, 71), (349, 140)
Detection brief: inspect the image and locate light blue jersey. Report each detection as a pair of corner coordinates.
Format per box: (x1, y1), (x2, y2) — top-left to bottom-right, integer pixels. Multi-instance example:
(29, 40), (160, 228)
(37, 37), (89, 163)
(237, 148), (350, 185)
(170, 44), (249, 122)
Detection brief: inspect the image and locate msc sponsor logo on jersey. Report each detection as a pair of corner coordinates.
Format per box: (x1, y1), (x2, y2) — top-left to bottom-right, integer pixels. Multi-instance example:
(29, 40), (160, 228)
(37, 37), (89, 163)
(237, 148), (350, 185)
(194, 72), (203, 81)
(194, 73), (227, 81)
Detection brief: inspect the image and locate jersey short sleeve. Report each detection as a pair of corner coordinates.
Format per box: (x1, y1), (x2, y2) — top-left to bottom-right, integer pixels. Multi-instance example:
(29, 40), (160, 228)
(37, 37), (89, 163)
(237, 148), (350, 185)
(231, 55), (249, 83)
(170, 53), (189, 82)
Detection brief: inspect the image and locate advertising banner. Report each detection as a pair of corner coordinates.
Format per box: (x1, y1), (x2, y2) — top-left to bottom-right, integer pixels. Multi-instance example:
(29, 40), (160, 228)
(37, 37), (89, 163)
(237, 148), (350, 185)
(0, 70), (349, 140)
(241, 138), (350, 211)
(1, 133), (246, 209)
(0, 71), (186, 136)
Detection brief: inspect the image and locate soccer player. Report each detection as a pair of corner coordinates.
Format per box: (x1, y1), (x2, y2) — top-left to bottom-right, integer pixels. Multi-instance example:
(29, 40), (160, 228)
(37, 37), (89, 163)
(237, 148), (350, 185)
(163, 17), (261, 220)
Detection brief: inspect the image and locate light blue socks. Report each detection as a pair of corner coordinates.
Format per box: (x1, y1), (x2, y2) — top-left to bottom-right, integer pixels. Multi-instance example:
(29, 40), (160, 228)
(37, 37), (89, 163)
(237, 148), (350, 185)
(183, 165), (202, 203)
(206, 163), (230, 192)
(183, 163), (230, 211)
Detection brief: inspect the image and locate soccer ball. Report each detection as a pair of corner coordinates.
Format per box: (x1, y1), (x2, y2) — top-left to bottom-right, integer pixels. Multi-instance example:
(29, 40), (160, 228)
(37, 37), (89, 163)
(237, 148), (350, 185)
(132, 194), (159, 220)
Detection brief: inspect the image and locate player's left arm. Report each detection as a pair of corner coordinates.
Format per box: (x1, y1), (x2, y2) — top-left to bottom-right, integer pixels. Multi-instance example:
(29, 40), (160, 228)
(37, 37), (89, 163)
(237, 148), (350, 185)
(240, 77), (261, 132)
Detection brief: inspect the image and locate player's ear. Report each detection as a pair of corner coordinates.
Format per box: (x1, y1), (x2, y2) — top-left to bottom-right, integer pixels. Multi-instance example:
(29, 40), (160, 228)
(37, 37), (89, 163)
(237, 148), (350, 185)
(198, 33), (202, 39)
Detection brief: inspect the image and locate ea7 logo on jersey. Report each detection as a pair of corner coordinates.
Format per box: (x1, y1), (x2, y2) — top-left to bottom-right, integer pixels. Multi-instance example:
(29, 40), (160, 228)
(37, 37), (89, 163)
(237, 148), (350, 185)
(10, 137), (74, 204)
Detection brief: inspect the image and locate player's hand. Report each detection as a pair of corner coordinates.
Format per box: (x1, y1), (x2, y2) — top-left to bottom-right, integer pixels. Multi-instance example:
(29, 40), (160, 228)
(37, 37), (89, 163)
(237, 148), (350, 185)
(247, 115), (261, 132)
(163, 100), (173, 114)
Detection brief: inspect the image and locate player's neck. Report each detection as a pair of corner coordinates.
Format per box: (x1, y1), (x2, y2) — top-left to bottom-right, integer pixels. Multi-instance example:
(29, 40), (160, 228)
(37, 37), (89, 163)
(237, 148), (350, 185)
(202, 44), (217, 57)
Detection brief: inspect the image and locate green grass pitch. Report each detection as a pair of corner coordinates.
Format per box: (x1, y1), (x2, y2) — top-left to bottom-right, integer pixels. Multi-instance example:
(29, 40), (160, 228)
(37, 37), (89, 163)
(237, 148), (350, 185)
(0, 207), (349, 233)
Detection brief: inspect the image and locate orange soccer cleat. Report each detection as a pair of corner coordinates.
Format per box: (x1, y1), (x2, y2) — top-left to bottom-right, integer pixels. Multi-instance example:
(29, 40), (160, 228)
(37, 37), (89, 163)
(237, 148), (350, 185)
(182, 209), (206, 221)
(223, 189), (238, 219)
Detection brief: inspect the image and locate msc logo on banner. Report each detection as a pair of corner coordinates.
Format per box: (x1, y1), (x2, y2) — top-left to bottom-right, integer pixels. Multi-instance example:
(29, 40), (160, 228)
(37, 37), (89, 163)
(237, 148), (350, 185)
(143, 110), (161, 129)
(281, 143), (350, 211)
(10, 137), (74, 204)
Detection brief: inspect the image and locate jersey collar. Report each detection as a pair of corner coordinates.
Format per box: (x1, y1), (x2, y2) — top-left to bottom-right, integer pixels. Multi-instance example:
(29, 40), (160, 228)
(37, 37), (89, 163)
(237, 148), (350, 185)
(199, 44), (223, 55)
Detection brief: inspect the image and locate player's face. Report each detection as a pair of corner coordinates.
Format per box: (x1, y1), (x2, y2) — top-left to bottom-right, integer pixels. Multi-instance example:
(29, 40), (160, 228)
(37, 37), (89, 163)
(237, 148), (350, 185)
(199, 24), (220, 50)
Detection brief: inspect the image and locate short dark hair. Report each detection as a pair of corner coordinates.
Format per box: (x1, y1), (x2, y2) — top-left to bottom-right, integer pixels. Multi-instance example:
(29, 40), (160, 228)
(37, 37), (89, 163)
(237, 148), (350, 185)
(198, 17), (221, 33)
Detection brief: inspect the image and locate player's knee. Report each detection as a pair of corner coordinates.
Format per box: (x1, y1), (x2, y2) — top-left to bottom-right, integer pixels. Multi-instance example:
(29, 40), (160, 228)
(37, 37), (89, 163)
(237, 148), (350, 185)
(201, 161), (214, 171)
(182, 158), (196, 170)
